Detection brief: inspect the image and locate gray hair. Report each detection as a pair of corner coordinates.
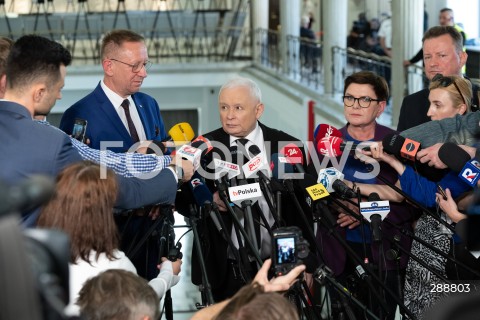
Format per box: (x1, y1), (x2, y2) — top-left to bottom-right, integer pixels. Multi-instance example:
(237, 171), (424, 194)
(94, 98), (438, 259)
(219, 77), (262, 103)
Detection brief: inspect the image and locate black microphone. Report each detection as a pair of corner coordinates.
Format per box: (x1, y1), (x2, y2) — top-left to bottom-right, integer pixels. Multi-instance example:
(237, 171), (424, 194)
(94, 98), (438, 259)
(0, 175), (55, 217)
(332, 179), (356, 199)
(368, 192), (383, 242)
(187, 172), (223, 234)
(438, 142), (480, 187)
(383, 133), (448, 182)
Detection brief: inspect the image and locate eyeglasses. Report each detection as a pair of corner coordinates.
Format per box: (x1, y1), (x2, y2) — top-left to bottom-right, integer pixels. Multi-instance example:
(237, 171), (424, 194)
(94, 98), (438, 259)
(109, 58), (152, 73)
(432, 74), (467, 105)
(343, 95), (381, 108)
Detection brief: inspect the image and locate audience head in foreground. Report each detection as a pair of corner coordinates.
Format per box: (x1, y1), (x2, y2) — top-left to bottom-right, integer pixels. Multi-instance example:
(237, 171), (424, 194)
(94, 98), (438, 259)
(77, 269), (159, 320)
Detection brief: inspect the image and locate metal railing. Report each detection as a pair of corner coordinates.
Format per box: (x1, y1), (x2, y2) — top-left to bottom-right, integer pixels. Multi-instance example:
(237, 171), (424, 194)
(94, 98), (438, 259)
(0, 8), (252, 64)
(255, 28), (324, 89)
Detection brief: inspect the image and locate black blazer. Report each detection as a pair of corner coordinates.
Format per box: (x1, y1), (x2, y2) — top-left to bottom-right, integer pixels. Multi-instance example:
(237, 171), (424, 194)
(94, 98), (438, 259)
(190, 122), (314, 292)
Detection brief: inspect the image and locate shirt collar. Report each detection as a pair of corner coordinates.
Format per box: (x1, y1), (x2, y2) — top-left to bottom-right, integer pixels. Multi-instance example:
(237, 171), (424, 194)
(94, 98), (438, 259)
(101, 80), (132, 109)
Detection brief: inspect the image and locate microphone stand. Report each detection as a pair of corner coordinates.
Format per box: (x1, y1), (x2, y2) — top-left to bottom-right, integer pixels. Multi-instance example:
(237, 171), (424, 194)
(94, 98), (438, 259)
(375, 175), (455, 233)
(384, 220), (480, 278)
(386, 233), (450, 283)
(216, 178), (263, 267)
(385, 236), (403, 304)
(315, 264), (378, 320)
(316, 201), (416, 320)
(188, 205), (215, 306)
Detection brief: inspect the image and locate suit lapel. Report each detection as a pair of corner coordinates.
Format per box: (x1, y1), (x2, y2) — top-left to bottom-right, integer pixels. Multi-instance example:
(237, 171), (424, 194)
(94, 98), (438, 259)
(94, 85), (133, 143)
(132, 94), (152, 139)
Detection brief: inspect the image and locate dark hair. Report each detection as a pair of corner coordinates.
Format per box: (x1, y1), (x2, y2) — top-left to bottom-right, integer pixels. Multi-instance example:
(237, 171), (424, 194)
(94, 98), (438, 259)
(422, 26), (463, 53)
(77, 269), (159, 320)
(37, 161), (119, 263)
(343, 71), (389, 101)
(439, 8), (454, 15)
(0, 37), (14, 77)
(6, 35), (71, 90)
(101, 29), (145, 59)
(214, 283), (299, 320)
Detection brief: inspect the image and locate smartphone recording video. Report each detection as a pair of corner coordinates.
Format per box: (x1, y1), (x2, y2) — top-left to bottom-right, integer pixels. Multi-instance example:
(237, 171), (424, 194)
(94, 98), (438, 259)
(72, 118), (87, 143)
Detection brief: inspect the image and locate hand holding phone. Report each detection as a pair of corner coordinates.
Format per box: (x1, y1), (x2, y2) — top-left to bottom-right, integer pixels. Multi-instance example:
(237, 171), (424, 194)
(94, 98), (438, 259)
(437, 185), (447, 201)
(72, 118), (87, 143)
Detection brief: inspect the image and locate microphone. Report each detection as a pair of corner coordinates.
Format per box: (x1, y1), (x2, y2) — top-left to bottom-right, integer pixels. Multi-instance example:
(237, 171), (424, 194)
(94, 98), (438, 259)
(167, 122), (195, 145)
(187, 172), (224, 234)
(359, 192), (390, 242)
(0, 175), (55, 217)
(332, 180), (357, 199)
(280, 144), (305, 173)
(316, 136), (374, 157)
(382, 133), (421, 161)
(317, 167), (344, 193)
(313, 123), (342, 143)
(438, 142), (480, 187)
(242, 145), (271, 179)
(270, 153), (295, 180)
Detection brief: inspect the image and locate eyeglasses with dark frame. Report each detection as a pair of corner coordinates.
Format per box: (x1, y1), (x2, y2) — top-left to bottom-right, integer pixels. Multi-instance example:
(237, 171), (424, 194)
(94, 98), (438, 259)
(431, 74), (467, 106)
(343, 95), (382, 108)
(109, 58), (152, 73)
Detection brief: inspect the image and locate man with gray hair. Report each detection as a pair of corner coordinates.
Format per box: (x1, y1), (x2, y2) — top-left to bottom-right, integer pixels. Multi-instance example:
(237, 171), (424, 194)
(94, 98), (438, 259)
(190, 77), (316, 301)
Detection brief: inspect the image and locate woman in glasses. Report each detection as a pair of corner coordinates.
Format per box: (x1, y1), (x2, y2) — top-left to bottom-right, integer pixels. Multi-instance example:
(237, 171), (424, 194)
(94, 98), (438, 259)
(313, 71), (417, 320)
(348, 75), (477, 317)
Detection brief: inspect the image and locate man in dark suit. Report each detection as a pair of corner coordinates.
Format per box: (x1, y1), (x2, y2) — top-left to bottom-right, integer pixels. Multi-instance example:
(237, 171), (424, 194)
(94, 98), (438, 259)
(190, 77), (316, 302)
(397, 26), (479, 131)
(0, 35), (191, 227)
(59, 29), (168, 153)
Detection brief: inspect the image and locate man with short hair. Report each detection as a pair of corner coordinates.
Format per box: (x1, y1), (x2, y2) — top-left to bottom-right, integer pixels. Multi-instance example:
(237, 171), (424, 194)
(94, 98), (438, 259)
(60, 29), (168, 153)
(77, 269), (160, 320)
(190, 77), (316, 302)
(397, 26), (479, 131)
(0, 35), (191, 227)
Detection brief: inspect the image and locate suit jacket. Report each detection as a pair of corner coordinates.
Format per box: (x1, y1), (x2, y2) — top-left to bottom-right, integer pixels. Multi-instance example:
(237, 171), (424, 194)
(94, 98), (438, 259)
(397, 80), (480, 132)
(190, 122), (315, 295)
(0, 101), (177, 226)
(60, 82), (168, 153)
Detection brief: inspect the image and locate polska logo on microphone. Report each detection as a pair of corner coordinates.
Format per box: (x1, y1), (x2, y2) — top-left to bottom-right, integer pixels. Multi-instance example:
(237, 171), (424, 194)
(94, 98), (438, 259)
(232, 186), (259, 196)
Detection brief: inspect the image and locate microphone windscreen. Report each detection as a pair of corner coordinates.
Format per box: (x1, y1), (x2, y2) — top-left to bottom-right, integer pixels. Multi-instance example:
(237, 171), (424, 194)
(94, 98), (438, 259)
(438, 143), (472, 173)
(367, 192), (381, 202)
(168, 122), (195, 144)
(281, 144), (304, 165)
(316, 136), (343, 157)
(314, 124), (342, 144)
(248, 144), (261, 157)
(189, 173), (213, 206)
(382, 133), (405, 156)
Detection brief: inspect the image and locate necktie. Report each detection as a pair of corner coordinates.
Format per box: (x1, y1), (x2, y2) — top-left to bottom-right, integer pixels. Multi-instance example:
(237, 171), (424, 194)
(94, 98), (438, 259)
(121, 99), (140, 143)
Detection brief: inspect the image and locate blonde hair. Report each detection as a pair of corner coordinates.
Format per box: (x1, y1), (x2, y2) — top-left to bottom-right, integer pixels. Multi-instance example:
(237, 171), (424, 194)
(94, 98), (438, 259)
(429, 75), (472, 113)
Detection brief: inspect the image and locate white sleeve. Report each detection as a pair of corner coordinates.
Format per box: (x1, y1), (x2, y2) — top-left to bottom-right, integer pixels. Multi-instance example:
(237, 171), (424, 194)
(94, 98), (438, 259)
(148, 260), (180, 299)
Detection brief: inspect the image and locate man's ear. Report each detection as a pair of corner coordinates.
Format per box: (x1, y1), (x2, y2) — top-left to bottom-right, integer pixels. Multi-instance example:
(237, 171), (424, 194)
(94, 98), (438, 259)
(32, 84), (46, 103)
(255, 103), (264, 119)
(103, 59), (114, 76)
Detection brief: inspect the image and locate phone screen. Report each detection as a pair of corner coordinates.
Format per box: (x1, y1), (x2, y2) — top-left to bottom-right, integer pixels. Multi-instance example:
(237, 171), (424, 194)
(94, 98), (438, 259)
(275, 237), (296, 265)
(72, 119), (87, 143)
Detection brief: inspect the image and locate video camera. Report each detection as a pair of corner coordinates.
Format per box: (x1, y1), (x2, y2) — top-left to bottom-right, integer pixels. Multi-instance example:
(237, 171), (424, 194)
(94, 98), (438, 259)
(271, 226), (309, 277)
